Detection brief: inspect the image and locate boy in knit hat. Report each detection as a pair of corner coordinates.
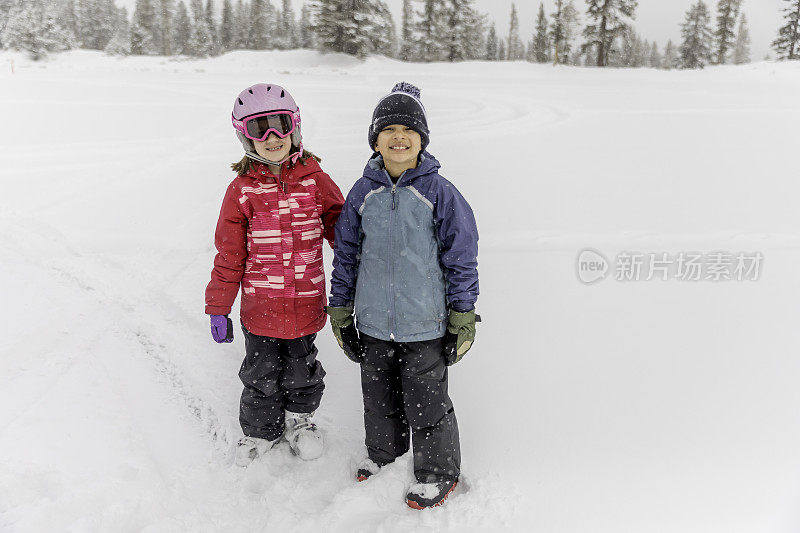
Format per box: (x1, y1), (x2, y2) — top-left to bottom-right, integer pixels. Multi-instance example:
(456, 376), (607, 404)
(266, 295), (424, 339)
(326, 82), (479, 509)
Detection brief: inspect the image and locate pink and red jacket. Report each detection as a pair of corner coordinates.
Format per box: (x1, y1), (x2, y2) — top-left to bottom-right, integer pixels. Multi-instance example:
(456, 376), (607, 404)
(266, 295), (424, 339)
(205, 158), (345, 339)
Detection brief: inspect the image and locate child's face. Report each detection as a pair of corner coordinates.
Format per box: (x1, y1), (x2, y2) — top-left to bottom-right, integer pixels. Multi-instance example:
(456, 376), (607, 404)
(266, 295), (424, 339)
(374, 124), (422, 167)
(253, 133), (292, 163)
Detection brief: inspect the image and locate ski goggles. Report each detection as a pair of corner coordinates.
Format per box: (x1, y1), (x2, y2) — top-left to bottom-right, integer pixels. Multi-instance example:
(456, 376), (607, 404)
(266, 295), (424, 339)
(233, 110), (299, 142)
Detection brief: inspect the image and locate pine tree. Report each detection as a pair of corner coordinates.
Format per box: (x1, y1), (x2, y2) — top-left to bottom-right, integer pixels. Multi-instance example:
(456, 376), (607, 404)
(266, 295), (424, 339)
(247, 0), (273, 50)
(205, 0), (218, 52)
(2, 0), (41, 57)
(384, 2), (400, 57)
(310, 0), (382, 58)
(264, 0), (278, 48)
(399, 0), (415, 61)
(75, 0), (92, 47)
(616, 25), (635, 66)
(152, 0), (165, 52)
(131, 0), (160, 54)
(1, 0), (13, 48)
(189, 20), (214, 55)
(551, 0), (564, 64)
(358, 0), (391, 57)
(106, 6), (132, 54)
(299, 2), (314, 48)
(662, 39), (677, 69)
(280, 0), (297, 49)
(528, 2), (549, 63)
(219, 0), (233, 50)
(205, 0), (216, 36)
(309, 0), (343, 53)
(582, 0), (638, 67)
(714, 0), (741, 64)
(41, 0), (77, 51)
(173, 0), (191, 52)
(772, 0), (800, 60)
(369, 0), (396, 57)
(78, 0), (120, 50)
(577, 46), (593, 65)
(100, 0), (123, 49)
(563, 1), (581, 64)
(444, 0), (485, 61)
(648, 41), (661, 68)
(680, 0), (713, 69)
(188, 0), (214, 55)
(159, 0), (175, 55)
(61, 0), (80, 44)
(273, 0), (293, 49)
(416, 0), (446, 61)
(342, 0), (377, 57)
(497, 38), (506, 61)
(232, 0), (248, 48)
(485, 23), (498, 60)
(638, 38), (649, 67)
(506, 2), (524, 60)
(550, 0), (579, 65)
(615, 26), (646, 67)
(2, 0), (73, 59)
(732, 13), (750, 64)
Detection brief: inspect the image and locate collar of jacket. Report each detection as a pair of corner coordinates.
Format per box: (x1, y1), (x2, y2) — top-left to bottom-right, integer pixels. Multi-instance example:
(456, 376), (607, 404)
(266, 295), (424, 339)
(244, 157), (322, 187)
(363, 151), (441, 187)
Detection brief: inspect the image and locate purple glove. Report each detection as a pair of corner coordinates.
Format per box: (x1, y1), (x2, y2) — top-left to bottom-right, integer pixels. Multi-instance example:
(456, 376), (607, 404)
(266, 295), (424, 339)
(210, 315), (233, 343)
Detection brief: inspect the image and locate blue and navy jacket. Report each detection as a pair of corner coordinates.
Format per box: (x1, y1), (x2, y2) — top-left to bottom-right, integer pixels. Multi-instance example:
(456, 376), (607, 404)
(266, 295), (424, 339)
(329, 152), (479, 342)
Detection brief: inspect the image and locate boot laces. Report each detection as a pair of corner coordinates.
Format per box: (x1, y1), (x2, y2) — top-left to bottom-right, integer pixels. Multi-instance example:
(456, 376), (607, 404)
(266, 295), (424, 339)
(292, 419), (317, 432)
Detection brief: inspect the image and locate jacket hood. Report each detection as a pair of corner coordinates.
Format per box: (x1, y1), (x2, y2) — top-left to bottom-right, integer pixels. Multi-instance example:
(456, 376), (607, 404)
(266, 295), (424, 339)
(363, 151), (441, 187)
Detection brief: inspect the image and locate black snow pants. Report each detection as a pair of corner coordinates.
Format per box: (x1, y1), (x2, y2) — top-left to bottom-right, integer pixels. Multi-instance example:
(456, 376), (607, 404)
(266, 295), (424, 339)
(239, 325), (325, 441)
(360, 333), (461, 483)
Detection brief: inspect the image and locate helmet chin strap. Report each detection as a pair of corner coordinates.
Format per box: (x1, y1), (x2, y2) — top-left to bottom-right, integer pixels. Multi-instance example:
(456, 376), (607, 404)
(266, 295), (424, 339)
(236, 130), (304, 168)
(245, 143), (303, 168)
(246, 150), (284, 166)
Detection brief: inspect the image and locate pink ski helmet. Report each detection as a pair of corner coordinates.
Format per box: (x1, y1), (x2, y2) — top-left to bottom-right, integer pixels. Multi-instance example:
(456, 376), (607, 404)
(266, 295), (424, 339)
(232, 83), (303, 165)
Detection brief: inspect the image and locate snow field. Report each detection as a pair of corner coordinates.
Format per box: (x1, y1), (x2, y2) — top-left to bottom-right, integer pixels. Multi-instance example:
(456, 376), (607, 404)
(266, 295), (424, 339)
(1, 49), (800, 532)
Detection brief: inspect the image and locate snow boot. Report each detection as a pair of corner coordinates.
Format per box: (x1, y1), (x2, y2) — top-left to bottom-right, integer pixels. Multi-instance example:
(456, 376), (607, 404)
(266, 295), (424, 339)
(284, 411), (323, 460)
(235, 436), (279, 467)
(355, 458), (381, 482)
(406, 479), (458, 509)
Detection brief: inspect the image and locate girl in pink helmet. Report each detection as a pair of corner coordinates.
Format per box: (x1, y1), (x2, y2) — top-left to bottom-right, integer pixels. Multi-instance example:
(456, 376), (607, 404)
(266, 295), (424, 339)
(205, 83), (345, 465)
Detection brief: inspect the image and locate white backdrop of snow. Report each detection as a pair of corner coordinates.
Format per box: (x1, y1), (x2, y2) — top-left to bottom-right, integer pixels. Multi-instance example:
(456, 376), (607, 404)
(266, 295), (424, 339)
(1, 49), (799, 532)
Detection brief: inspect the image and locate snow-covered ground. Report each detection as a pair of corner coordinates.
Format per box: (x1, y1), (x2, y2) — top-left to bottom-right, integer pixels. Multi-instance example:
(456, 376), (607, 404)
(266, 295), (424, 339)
(2, 49), (800, 532)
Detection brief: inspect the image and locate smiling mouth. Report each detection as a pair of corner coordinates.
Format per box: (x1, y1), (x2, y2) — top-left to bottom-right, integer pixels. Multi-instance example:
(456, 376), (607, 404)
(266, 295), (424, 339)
(390, 146), (409, 151)
(265, 144), (285, 152)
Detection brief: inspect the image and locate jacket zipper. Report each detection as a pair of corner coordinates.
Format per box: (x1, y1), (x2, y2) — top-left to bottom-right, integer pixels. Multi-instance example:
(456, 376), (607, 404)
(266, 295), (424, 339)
(276, 171), (290, 332)
(388, 181), (397, 340)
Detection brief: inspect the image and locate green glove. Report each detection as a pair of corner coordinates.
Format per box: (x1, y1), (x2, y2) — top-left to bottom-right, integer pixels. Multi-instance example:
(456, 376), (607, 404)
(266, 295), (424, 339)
(443, 309), (477, 366)
(326, 305), (354, 332)
(325, 306), (364, 363)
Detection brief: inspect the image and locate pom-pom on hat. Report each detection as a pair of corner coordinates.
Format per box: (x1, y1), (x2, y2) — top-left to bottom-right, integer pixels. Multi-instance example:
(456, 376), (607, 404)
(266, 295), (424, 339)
(368, 82), (429, 152)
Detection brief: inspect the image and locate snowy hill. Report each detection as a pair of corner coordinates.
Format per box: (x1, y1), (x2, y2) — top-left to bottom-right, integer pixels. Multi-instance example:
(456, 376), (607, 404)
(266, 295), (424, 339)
(2, 49), (800, 532)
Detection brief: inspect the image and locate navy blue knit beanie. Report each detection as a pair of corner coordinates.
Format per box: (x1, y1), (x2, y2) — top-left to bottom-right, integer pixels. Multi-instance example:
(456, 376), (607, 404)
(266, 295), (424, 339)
(368, 82), (429, 152)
